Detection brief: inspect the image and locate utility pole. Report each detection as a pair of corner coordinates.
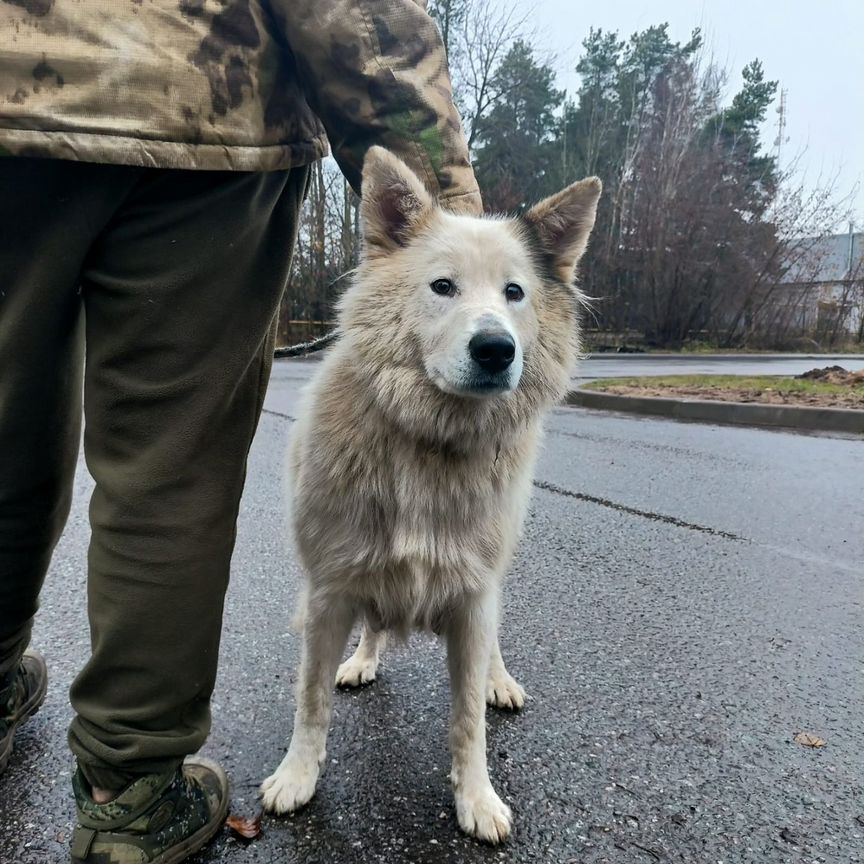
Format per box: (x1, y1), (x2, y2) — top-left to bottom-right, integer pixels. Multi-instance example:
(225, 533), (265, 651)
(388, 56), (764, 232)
(561, 97), (568, 181)
(773, 87), (787, 164)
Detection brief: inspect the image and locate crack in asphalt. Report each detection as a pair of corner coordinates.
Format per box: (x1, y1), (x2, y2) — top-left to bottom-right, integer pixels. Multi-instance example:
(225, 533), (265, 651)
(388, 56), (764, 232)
(546, 423), (746, 466)
(533, 479), (745, 540)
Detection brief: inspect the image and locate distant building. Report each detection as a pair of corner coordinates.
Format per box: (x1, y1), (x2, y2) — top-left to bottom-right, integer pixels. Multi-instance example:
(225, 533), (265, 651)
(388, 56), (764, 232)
(775, 228), (864, 338)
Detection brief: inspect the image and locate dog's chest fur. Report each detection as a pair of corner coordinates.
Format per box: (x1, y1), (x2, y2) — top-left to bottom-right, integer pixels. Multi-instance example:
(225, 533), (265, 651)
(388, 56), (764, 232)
(290, 365), (536, 631)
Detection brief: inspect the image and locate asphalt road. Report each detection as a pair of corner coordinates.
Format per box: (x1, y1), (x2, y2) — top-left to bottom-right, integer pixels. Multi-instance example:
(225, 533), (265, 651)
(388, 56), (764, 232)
(1, 358), (862, 864)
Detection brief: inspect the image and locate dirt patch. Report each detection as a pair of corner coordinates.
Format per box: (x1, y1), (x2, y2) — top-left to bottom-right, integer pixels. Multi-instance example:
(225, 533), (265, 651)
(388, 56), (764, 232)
(796, 366), (864, 385)
(593, 367), (864, 409)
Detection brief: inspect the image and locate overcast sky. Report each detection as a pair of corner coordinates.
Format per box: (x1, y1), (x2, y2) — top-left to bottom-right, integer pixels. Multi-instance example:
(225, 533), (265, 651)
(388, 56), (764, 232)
(527, 0), (864, 223)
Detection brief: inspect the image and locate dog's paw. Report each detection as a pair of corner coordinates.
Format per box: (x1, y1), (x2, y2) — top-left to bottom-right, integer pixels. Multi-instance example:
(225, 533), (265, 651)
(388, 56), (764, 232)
(455, 784), (512, 844)
(486, 670), (526, 710)
(260, 757), (319, 814)
(335, 654), (378, 688)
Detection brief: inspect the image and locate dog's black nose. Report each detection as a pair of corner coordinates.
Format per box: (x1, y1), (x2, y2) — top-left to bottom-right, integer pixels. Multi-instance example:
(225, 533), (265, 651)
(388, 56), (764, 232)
(469, 331), (516, 374)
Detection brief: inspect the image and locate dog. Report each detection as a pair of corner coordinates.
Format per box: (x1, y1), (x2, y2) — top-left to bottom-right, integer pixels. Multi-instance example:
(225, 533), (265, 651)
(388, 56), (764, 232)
(260, 147), (600, 843)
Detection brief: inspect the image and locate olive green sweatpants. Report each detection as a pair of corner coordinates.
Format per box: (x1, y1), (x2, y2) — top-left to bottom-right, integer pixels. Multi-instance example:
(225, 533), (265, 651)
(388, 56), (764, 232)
(0, 157), (308, 788)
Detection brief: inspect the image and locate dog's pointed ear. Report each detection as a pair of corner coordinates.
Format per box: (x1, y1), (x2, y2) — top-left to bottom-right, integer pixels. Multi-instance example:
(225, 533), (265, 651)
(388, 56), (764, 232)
(523, 177), (602, 283)
(360, 147), (435, 255)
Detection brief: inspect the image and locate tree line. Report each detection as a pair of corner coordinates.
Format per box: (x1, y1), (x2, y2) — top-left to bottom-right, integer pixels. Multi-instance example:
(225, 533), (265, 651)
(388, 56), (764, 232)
(279, 1), (862, 350)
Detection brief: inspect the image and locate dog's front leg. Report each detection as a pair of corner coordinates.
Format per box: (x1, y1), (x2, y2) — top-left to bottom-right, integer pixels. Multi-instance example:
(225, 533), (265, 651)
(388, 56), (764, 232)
(261, 592), (354, 813)
(446, 592), (512, 843)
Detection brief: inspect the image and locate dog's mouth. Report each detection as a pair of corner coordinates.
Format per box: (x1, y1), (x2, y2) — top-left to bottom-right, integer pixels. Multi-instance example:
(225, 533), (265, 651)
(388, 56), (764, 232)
(431, 371), (514, 399)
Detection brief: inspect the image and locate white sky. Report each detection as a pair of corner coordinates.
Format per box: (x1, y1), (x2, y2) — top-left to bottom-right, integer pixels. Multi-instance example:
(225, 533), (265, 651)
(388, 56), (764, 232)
(527, 0), (864, 223)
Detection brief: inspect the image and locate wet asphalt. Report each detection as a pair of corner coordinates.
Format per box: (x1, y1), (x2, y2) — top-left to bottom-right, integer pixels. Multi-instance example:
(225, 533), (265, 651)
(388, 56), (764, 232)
(1, 358), (862, 864)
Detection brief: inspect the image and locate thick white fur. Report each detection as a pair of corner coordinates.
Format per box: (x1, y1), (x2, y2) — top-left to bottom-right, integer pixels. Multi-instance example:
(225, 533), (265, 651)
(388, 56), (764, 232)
(261, 148), (600, 844)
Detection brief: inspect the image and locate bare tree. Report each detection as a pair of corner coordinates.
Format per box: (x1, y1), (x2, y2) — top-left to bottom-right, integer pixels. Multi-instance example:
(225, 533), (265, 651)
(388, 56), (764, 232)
(278, 159), (358, 344)
(454, 0), (531, 148)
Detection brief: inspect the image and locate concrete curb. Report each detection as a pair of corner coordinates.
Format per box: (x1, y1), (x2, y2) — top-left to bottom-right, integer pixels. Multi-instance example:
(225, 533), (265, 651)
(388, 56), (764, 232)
(567, 388), (864, 435)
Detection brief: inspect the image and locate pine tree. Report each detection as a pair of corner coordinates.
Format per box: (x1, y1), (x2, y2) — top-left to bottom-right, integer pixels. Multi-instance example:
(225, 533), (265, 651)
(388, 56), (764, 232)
(705, 59), (779, 218)
(472, 40), (563, 211)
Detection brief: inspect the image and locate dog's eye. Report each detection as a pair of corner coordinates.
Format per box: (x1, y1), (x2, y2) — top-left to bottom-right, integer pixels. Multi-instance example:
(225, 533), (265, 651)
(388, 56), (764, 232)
(505, 283), (525, 302)
(430, 278), (456, 297)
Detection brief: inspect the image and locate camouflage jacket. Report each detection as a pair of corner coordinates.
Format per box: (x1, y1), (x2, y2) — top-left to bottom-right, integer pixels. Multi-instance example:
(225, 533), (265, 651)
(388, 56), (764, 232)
(0, 0), (480, 210)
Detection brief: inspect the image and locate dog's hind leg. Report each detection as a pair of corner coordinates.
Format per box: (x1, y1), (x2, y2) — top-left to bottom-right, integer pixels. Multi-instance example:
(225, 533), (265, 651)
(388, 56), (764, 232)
(486, 635), (526, 710)
(336, 620), (386, 687)
(261, 593), (355, 814)
(446, 593), (512, 844)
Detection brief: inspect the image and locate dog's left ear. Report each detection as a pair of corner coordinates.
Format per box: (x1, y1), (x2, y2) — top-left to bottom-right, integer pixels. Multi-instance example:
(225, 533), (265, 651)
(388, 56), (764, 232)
(360, 147), (435, 256)
(523, 177), (602, 284)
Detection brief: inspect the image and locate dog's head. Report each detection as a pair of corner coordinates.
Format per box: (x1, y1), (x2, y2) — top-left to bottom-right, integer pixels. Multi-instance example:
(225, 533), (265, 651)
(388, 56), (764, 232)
(338, 147), (600, 443)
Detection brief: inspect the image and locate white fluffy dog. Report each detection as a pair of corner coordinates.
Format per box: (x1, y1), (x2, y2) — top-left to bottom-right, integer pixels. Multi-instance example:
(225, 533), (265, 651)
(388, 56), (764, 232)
(261, 147), (600, 843)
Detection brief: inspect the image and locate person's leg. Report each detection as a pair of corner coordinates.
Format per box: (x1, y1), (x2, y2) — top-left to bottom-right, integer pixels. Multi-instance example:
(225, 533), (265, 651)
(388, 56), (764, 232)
(68, 164), (310, 791)
(0, 158), (139, 770)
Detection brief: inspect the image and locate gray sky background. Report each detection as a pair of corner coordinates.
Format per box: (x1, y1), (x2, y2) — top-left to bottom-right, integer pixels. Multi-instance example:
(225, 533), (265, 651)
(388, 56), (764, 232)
(528, 0), (864, 223)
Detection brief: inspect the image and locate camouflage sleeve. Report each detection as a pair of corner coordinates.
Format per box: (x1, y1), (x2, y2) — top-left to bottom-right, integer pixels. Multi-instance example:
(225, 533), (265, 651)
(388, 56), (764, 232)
(275, 0), (482, 214)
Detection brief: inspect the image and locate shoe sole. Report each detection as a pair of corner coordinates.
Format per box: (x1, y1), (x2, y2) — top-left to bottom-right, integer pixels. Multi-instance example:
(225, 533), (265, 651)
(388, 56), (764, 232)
(152, 757), (230, 864)
(0, 651), (48, 774)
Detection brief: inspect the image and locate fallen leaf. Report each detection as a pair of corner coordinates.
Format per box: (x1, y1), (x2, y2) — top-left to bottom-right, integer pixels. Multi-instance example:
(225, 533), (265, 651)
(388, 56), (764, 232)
(225, 811), (263, 840)
(793, 732), (826, 748)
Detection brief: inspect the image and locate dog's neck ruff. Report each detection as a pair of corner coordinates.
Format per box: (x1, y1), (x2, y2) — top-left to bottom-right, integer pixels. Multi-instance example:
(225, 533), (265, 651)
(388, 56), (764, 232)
(360, 358), (535, 457)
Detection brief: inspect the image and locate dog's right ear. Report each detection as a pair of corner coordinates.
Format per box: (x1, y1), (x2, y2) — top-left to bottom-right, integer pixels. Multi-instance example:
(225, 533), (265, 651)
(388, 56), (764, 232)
(360, 147), (434, 256)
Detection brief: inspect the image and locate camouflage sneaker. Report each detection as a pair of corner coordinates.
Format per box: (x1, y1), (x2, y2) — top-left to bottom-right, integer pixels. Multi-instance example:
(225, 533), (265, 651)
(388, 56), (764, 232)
(70, 757), (229, 864)
(0, 650), (48, 774)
